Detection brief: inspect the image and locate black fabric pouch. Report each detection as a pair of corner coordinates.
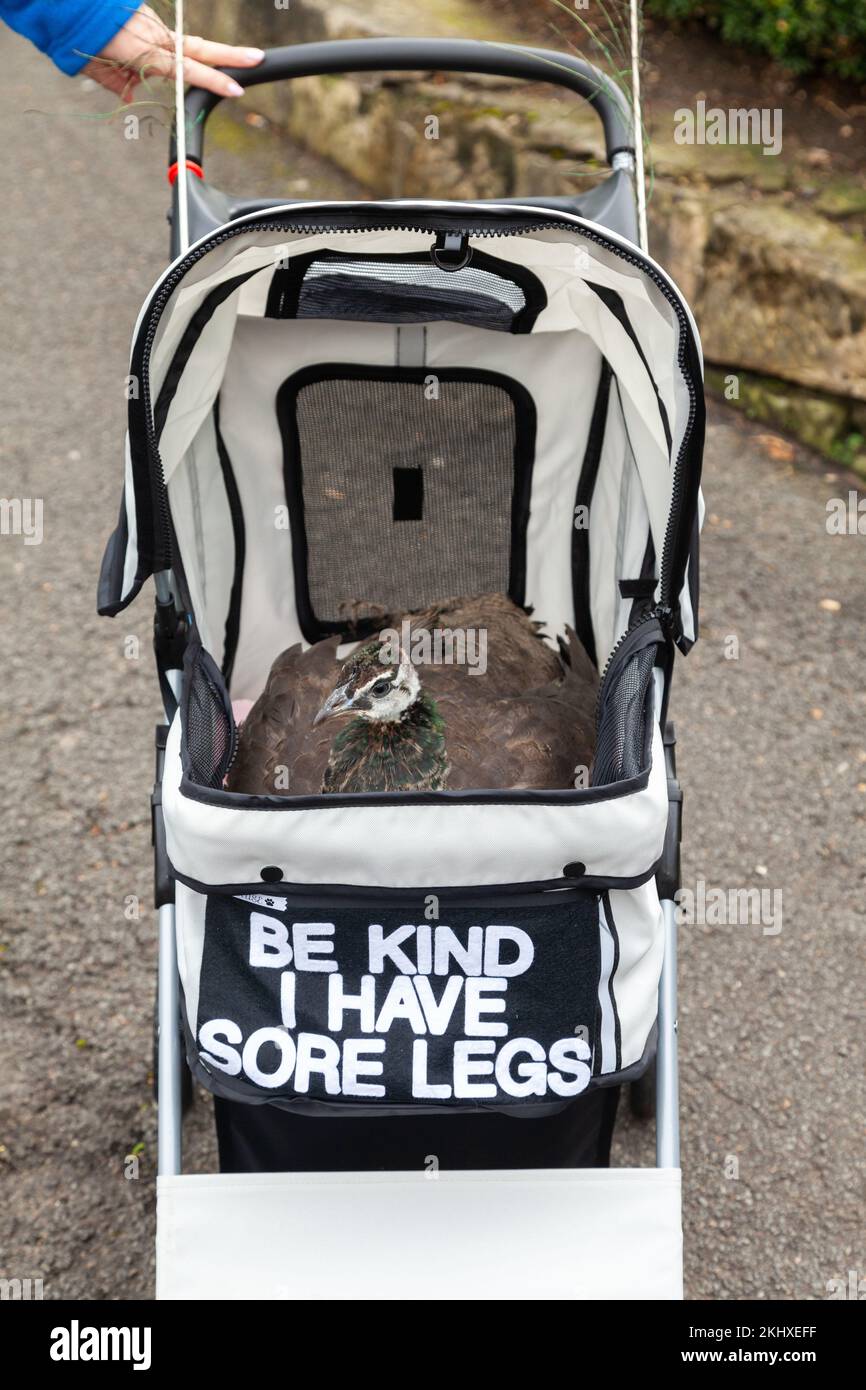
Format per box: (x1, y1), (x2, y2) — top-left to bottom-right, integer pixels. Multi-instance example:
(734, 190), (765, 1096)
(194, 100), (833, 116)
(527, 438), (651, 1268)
(187, 887), (604, 1116)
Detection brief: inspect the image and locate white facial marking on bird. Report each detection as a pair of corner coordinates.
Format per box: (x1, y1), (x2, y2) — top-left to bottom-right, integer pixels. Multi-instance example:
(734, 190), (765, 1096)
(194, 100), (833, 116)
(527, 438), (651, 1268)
(313, 645), (421, 726)
(355, 658), (420, 723)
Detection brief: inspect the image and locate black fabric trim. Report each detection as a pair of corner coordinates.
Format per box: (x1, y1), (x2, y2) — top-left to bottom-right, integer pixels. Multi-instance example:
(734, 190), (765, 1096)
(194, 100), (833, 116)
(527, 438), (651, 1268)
(277, 364), (537, 644)
(585, 282), (673, 455)
(605, 374), (663, 632)
(96, 495), (131, 616)
(622, 533), (658, 628)
(176, 759), (652, 810)
(572, 359), (611, 666)
(169, 859), (662, 897)
(97, 571), (146, 619)
(640, 678), (656, 775)
(619, 577), (656, 601)
(265, 246), (548, 333)
(126, 303), (161, 577)
(682, 500), (701, 650)
(213, 397), (245, 685)
(667, 336), (706, 652)
(171, 874), (599, 908)
(602, 890), (623, 1073)
(152, 270), (259, 443)
(164, 514), (195, 628)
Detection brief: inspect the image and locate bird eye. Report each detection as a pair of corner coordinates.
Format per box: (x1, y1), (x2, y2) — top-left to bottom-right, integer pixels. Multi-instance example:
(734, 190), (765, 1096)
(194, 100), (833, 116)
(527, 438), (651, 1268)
(370, 678), (391, 697)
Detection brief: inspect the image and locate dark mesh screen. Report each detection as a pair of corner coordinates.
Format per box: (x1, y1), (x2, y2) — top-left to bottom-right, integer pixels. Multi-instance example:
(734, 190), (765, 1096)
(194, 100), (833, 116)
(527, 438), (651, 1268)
(184, 651), (234, 789)
(284, 372), (531, 626)
(296, 259), (526, 331)
(592, 644), (656, 786)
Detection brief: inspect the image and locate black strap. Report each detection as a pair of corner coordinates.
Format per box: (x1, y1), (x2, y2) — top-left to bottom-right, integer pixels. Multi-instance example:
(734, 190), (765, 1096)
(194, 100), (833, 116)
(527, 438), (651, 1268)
(619, 576), (656, 600)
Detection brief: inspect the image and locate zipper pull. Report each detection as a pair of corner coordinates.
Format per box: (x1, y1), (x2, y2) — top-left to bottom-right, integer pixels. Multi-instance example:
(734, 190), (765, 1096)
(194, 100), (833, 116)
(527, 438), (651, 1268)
(652, 603), (677, 638)
(431, 232), (471, 272)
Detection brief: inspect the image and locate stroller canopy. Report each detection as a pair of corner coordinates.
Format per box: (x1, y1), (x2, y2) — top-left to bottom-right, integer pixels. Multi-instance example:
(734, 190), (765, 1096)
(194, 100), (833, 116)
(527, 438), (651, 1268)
(100, 201), (704, 698)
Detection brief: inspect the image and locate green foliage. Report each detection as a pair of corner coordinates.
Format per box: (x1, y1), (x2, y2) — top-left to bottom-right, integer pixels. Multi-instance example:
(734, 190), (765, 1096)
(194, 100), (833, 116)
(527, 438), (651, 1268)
(646, 0), (866, 82)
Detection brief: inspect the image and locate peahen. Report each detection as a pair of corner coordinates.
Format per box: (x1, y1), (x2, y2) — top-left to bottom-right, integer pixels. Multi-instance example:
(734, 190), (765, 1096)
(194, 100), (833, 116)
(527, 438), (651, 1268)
(226, 594), (599, 796)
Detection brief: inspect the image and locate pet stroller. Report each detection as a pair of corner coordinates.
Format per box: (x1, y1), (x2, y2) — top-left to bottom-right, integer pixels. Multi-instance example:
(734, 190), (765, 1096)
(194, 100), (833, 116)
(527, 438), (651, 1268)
(99, 38), (703, 1300)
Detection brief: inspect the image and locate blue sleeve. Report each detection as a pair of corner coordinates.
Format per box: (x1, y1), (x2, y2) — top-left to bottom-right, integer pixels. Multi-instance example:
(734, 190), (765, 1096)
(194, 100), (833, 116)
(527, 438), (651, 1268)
(0, 1), (145, 75)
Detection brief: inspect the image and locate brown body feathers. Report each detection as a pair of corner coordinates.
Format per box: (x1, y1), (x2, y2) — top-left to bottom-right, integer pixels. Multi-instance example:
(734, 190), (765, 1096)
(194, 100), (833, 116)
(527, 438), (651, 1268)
(226, 594), (599, 796)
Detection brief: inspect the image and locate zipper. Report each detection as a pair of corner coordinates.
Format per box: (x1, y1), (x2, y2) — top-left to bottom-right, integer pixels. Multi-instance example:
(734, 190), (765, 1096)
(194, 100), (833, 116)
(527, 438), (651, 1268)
(216, 880), (597, 908)
(140, 206), (701, 617)
(222, 715), (239, 783)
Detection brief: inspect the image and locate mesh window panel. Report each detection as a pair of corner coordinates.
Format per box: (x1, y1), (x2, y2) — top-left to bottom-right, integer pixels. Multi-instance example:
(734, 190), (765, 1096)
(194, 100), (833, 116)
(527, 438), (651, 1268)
(282, 371), (532, 628)
(185, 654), (233, 789)
(592, 644), (656, 786)
(297, 260), (525, 331)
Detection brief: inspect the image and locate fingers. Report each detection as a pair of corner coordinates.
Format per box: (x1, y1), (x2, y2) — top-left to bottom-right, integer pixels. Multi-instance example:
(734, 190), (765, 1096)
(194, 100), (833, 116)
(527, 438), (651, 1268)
(180, 38), (265, 98)
(149, 34), (265, 98)
(120, 46), (249, 100)
(93, 8), (266, 100)
(178, 55), (249, 100)
(181, 36), (265, 69)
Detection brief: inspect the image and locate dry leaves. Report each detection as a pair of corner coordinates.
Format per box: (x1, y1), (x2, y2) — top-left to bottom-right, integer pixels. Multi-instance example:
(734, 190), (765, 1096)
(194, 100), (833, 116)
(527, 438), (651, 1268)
(755, 433), (795, 462)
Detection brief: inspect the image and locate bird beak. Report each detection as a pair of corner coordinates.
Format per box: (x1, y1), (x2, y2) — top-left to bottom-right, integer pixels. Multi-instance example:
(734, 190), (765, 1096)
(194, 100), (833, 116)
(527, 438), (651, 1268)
(313, 684), (353, 726)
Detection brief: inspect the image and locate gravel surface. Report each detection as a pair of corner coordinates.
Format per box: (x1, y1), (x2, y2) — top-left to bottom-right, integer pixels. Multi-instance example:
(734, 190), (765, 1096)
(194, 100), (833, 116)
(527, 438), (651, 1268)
(1, 30), (863, 1302)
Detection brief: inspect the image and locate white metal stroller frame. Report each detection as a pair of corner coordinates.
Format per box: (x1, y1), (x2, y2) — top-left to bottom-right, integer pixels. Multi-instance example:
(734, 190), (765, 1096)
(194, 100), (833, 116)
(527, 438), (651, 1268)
(99, 39), (702, 1300)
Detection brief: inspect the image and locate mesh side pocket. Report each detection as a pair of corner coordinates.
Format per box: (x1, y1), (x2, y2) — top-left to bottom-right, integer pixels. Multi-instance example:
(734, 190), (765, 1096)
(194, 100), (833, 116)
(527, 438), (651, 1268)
(183, 648), (235, 789)
(592, 643), (656, 786)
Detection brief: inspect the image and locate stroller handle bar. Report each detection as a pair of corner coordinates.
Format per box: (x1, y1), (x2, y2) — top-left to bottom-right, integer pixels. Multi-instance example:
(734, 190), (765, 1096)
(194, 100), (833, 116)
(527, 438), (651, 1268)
(173, 38), (635, 172)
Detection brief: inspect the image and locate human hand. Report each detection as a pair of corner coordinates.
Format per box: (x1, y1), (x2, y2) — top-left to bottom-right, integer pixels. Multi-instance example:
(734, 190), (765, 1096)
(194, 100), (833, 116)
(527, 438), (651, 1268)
(82, 4), (264, 103)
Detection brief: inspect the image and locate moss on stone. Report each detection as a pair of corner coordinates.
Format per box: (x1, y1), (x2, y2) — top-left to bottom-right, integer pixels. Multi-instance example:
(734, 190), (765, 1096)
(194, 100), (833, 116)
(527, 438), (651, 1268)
(652, 134), (791, 191)
(706, 366), (866, 478)
(815, 179), (866, 221)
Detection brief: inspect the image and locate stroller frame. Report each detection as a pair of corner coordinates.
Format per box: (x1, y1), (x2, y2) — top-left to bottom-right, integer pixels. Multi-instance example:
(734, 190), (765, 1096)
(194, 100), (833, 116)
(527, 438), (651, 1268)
(140, 38), (685, 1297)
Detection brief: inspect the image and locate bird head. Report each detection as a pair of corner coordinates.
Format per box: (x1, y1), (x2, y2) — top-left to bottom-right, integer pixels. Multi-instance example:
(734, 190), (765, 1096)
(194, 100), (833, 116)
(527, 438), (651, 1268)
(314, 643), (420, 726)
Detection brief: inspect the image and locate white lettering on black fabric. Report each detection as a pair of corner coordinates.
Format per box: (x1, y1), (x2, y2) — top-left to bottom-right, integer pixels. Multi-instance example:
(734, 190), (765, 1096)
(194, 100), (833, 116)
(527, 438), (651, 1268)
(198, 913), (595, 1102)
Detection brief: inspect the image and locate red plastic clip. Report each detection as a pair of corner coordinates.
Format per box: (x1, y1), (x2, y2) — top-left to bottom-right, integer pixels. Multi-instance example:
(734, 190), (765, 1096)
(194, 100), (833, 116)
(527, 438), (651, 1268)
(167, 159), (204, 186)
